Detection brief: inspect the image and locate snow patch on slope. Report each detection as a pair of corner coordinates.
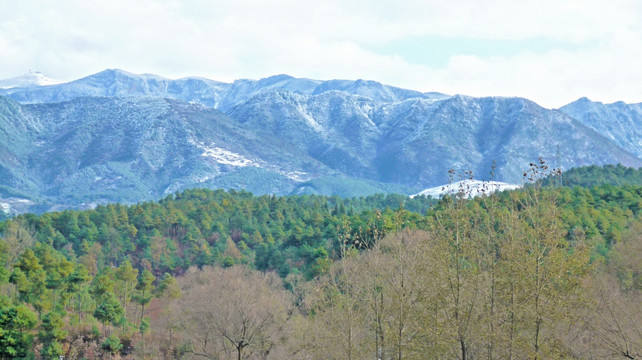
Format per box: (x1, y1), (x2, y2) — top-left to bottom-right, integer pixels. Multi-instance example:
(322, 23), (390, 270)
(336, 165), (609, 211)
(198, 143), (256, 167)
(192, 140), (311, 182)
(282, 170), (309, 182)
(412, 180), (520, 198)
(0, 198), (35, 214)
(297, 103), (323, 132)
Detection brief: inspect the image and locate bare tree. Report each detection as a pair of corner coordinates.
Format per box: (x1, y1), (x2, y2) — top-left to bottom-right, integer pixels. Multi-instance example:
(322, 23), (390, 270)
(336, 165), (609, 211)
(172, 266), (293, 360)
(590, 275), (642, 359)
(502, 160), (591, 359)
(430, 175), (487, 360)
(580, 219), (642, 359)
(303, 254), (370, 360)
(1, 218), (35, 266)
(363, 229), (447, 360)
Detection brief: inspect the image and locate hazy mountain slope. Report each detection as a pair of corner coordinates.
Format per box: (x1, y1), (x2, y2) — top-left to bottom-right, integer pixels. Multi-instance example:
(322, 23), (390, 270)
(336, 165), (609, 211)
(215, 74), (321, 111)
(292, 176), (419, 198)
(228, 90), (380, 178)
(374, 96), (642, 186)
(228, 91), (642, 186)
(559, 97), (642, 158)
(0, 97), (42, 194)
(1, 96), (336, 209)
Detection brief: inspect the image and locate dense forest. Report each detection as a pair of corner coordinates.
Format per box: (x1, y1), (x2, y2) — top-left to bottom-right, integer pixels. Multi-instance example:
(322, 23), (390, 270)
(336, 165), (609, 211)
(0, 163), (640, 359)
(542, 163), (642, 188)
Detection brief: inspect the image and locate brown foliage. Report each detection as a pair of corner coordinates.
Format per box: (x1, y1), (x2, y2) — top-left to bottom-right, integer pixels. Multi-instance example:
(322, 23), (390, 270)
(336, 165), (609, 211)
(153, 266), (294, 360)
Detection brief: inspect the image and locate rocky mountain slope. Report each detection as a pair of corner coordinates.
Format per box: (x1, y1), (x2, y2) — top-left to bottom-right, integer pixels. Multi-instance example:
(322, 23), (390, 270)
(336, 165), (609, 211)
(372, 95), (642, 186)
(560, 97), (642, 158)
(0, 96), (337, 211)
(0, 70), (640, 212)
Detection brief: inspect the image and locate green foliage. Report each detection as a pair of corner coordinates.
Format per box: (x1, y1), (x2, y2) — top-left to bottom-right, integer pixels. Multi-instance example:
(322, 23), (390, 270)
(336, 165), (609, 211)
(0, 210), (9, 222)
(135, 270), (155, 306)
(0, 180), (640, 357)
(94, 293), (124, 327)
(139, 317), (149, 334)
(542, 164), (642, 188)
(2, 189), (435, 281)
(39, 312), (67, 359)
(101, 334), (123, 354)
(155, 273), (181, 299)
(0, 303), (37, 359)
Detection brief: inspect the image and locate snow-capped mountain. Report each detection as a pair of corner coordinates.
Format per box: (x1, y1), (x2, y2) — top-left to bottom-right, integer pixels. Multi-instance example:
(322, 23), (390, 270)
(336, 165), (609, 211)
(0, 71), (61, 89)
(0, 69), (448, 110)
(0, 70), (640, 212)
(412, 180), (521, 198)
(560, 97), (642, 158)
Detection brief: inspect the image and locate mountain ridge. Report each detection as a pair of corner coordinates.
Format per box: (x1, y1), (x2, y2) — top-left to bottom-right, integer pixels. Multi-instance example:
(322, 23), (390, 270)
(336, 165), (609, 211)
(0, 69), (450, 111)
(559, 97), (642, 158)
(0, 70), (640, 213)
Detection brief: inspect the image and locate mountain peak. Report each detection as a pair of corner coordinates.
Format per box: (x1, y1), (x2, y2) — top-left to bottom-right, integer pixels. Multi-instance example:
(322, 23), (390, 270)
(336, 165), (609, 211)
(101, 68), (133, 75)
(567, 96), (595, 106)
(89, 68), (143, 79)
(263, 74), (295, 81)
(0, 70), (61, 89)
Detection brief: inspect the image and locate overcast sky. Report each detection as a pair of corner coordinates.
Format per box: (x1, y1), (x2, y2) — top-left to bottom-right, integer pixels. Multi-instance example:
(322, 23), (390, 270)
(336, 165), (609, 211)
(1, 0), (641, 108)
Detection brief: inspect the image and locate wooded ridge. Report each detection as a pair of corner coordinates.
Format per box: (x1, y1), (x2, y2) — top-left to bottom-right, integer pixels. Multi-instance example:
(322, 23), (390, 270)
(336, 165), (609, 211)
(0, 164), (640, 359)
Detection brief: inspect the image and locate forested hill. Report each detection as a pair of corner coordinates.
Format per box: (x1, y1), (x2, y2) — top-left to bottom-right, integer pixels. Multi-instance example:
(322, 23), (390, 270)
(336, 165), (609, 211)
(0, 182), (641, 358)
(542, 164), (642, 188)
(1, 190), (436, 279)
(2, 183), (641, 280)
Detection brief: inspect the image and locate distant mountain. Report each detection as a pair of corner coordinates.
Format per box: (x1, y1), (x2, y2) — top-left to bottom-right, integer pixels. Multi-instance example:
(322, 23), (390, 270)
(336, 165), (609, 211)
(0, 71), (61, 89)
(291, 176), (418, 198)
(0, 69), (448, 111)
(228, 90), (381, 179)
(371, 95), (642, 186)
(0, 69), (229, 107)
(0, 96), (335, 212)
(228, 91), (642, 187)
(0, 70), (640, 212)
(559, 97), (642, 158)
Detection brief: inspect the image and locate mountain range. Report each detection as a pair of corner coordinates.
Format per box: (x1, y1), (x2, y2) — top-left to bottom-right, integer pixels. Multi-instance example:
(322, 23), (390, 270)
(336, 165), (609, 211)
(0, 69), (640, 213)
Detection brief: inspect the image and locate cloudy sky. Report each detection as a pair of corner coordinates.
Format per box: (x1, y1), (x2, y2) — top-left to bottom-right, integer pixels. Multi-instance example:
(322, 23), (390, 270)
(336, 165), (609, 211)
(1, 0), (641, 108)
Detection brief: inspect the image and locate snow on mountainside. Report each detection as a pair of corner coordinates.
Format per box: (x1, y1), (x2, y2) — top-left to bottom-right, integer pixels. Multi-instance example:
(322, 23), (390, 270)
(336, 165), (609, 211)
(194, 141), (257, 167)
(559, 97), (642, 158)
(0, 71), (61, 89)
(412, 180), (521, 198)
(0, 69), (640, 212)
(0, 70), (447, 110)
(371, 94), (642, 187)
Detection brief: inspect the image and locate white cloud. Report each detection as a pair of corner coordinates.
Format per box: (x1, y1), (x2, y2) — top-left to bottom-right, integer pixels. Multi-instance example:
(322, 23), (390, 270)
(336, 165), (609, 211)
(0, 0), (641, 108)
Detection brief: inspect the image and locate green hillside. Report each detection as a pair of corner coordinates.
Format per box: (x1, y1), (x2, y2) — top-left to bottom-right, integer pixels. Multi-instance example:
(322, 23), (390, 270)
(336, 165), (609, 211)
(0, 169), (640, 359)
(542, 164), (642, 188)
